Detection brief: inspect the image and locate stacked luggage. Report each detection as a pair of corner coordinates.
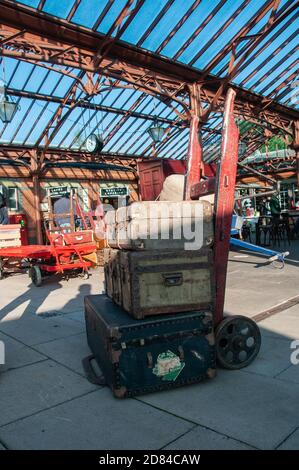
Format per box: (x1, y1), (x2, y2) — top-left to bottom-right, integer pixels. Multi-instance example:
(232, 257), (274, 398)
(84, 200), (217, 398)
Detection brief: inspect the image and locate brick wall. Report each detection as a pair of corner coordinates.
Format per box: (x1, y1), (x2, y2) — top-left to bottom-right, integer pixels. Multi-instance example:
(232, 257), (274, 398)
(0, 165), (139, 243)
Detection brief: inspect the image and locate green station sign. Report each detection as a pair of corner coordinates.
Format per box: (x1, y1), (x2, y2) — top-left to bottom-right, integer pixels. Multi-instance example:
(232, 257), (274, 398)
(100, 187), (129, 198)
(48, 186), (70, 198)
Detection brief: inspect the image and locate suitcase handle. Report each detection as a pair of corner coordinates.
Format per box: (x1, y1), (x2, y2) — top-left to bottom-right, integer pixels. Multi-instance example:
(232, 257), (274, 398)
(82, 355), (106, 386)
(147, 352), (153, 368)
(163, 273), (183, 286)
(178, 345), (184, 361)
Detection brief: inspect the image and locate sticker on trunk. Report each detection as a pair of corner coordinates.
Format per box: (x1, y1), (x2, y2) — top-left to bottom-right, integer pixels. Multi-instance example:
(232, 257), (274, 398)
(153, 350), (185, 381)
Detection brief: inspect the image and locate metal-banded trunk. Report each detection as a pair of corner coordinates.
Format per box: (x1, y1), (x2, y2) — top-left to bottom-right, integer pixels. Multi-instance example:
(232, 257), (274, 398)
(104, 247), (215, 319)
(84, 294), (216, 398)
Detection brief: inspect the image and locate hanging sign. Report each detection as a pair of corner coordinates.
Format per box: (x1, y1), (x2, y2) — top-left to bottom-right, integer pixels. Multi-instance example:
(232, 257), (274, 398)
(100, 187), (129, 197)
(48, 186), (70, 198)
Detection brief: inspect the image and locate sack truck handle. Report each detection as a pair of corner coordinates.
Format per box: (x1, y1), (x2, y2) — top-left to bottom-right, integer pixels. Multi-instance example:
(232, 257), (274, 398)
(82, 355), (106, 386)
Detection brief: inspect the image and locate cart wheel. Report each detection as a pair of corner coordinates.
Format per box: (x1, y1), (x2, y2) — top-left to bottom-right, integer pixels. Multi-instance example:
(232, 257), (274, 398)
(271, 258), (285, 269)
(82, 270), (90, 280)
(29, 266), (42, 287)
(215, 315), (261, 370)
(269, 251), (289, 270)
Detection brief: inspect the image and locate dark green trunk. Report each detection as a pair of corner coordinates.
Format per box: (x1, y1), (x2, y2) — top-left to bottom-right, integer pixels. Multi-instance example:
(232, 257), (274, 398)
(84, 295), (216, 398)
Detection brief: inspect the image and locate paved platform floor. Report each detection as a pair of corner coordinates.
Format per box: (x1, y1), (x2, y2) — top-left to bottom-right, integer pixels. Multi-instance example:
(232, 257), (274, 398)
(1, 241), (299, 450)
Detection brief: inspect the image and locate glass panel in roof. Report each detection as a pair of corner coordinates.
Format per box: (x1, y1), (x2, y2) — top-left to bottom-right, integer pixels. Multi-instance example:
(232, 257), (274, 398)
(169, 140), (189, 159)
(23, 66), (49, 93)
(234, 39), (299, 89)
(255, 63), (298, 97)
(61, 127), (88, 150)
(37, 71), (65, 96)
(53, 74), (77, 97)
(137, 97), (159, 115)
(24, 102), (60, 145)
(250, 13), (298, 56)
(104, 115), (137, 150)
(0, 97), (32, 143)
(281, 87), (299, 109)
(82, 111), (107, 137)
(160, 128), (186, 150)
(123, 139), (147, 156)
(211, 8), (298, 76)
(113, 118), (149, 153)
(17, 0), (40, 7)
(106, 88), (143, 110)
(133, 94), (151, 111)
(43, 0), (75, 18)
(49, 106), (82, 147)
(160, 104), (184, 120)
(11, 100), (45, 143)
(20, 103), (48, 145)
(102, 111), (122, 132)
(71, 0), (110, 29)
(58, 108), (87, 148)
(156, 0), (216, 57)
(134, 96), (154, 114)
(139, 0), (195, 51)
(120, 0), (189, 46)
(135, 136), (153, 155)
(244, 8), (271, 36)
(0, 58), (19, 86)
(96, 0), (132, 35)
(100, 111), (120, 132)
(181, 1), (264, 68)
(119, 117), (151, 145)
(99, 87), (126, 106)
(8, 61), (36, 89)
(120, 126), (153, 154)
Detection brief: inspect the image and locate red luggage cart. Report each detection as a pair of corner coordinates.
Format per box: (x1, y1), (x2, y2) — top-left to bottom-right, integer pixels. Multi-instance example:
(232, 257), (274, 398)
(0, 228), (96, 285)
(0, 194), (97, 284)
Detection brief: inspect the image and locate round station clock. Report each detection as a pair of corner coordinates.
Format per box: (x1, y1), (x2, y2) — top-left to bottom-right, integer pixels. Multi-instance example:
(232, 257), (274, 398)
(85, 134), (103, 153)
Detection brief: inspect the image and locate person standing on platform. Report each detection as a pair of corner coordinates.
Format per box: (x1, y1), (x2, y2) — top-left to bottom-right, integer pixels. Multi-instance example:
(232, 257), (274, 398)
(0, 193), (9, 225)
(269, 193), (281, 221)
(54, 192), (73, 228)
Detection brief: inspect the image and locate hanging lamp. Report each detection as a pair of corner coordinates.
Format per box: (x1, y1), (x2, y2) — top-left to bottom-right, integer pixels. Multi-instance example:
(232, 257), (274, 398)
(0, 93), (18, 123)
(0, 58), (19, 123)
(147, 118), (166, 143)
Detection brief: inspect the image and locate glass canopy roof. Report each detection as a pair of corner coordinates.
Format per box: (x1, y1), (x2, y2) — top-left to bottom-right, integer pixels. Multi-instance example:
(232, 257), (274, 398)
(0, 0), (298, 160)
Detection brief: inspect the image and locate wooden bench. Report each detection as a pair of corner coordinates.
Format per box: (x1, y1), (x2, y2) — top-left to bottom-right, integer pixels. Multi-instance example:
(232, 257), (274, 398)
(0, 224), (21, 248)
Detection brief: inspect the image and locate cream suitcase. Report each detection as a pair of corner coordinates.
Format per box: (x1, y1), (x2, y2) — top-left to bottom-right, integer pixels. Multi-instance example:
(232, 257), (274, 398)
(105, 200), (214, 250)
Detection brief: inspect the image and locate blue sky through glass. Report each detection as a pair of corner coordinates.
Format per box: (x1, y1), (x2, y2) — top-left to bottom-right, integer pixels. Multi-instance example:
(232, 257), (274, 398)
(1, 0), (297, 156)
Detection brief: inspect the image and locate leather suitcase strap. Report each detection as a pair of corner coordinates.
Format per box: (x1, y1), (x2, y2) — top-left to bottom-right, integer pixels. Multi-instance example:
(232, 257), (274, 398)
(114, 327), (211, 350)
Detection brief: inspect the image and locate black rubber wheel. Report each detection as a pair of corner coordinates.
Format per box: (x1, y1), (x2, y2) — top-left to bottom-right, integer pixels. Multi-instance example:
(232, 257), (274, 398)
(215, 315), (261, 370)
(271, 259), (284, 269)
(80, 269), (89, 280)
(29, 266), (42, 287)
(0, 259), (4, 280)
